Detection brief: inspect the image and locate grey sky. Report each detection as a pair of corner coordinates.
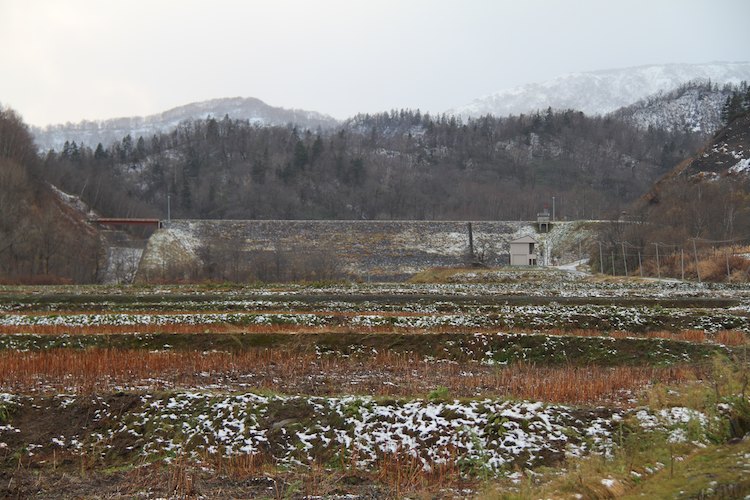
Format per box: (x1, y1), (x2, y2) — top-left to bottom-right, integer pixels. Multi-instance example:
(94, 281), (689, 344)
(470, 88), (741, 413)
(1, 0), (748, 126)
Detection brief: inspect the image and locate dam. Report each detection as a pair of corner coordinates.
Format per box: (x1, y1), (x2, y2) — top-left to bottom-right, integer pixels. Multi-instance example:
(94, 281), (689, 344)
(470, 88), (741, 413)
(131, 219), (584, 282)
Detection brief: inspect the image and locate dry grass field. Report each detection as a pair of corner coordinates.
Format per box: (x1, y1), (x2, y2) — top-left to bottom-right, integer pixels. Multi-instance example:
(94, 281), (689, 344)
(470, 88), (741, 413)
(0, 270), (749, 498)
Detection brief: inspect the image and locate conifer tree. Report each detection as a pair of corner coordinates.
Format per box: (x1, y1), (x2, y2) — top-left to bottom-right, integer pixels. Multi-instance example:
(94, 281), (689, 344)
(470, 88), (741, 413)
(94, 143), (107, 160)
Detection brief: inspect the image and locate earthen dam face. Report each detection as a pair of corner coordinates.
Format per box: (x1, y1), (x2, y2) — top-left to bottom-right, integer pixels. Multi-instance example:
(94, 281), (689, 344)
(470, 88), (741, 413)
(135, 220), (545, 282)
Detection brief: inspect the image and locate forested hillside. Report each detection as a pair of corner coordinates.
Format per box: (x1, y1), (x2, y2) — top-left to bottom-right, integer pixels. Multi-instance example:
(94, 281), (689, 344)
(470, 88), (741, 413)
(0, 107), (99, 283)
(640, 108), (750, 239)
(592, 108), (750, 280)
(610, 80), (741, 134)
(40, 109), (704, 222)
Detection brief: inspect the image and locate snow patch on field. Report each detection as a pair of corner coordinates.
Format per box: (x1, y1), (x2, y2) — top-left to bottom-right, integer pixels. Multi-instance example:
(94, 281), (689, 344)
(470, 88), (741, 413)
(2, 302), (745, 332)
(107, 393), (624, 473)
(2, 392), (714, 478)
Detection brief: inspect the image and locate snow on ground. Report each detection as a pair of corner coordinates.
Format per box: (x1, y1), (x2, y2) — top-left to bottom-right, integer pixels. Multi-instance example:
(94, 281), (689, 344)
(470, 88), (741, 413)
(4, 391), (717, 478)
(554, 259), (590, 276)
(729, 157), (750, 175)
(164, 221), (204, 257)
(4, 273), (750, 334)
(48, 184), (98, 219)
(89, 393), (625, 472)
(1, 302), (745, 332)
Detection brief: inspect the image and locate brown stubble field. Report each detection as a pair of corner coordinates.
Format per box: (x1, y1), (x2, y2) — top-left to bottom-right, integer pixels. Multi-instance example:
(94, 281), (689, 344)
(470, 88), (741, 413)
(0, 275), (749, 498)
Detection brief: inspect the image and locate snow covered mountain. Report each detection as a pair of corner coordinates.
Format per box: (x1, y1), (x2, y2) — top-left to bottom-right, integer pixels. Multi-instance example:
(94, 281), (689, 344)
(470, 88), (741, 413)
(610, 81), (736, 134)
(31, 97), (340, 151)
(450, 62), (750, 118)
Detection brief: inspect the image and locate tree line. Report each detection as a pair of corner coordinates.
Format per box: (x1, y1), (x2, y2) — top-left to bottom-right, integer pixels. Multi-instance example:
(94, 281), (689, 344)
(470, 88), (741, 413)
(0, 107), (99, 283)
(721, 81), (750, 124)
(0, 102), (721, 283)
(40, 108), (705, 224)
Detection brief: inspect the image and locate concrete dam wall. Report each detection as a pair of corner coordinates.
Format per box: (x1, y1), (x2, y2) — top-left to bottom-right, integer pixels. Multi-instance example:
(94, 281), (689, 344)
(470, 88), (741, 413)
(135, 219), (552, 282)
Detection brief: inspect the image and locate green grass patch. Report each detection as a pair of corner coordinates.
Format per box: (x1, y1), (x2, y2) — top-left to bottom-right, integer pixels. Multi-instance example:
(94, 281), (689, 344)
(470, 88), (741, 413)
(623, 440), (750, 498)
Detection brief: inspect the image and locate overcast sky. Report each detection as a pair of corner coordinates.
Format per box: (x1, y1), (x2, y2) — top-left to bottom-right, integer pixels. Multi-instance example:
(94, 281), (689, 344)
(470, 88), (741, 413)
(1, 0), (748, 126)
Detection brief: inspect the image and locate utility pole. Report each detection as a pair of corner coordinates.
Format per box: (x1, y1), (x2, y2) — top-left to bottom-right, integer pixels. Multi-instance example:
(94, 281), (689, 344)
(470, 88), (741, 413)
(726, 250), (731, 280)
(681, 248), (685, 280)
(552, 196), (556, 221)
(167, 194), (171, 223)
(622, 242), (628, 276)
(598, 242), (604, 274)
(467, 222), (474, 261)
(654, 243), (660, 279)
(693, 239), (701, 283)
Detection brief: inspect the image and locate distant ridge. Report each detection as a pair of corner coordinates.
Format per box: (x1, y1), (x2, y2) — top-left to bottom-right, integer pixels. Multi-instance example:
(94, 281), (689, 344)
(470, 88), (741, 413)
(449, 62), (750, 118)
(31, 96), (340, 151)
(30, 63), (750, 151)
